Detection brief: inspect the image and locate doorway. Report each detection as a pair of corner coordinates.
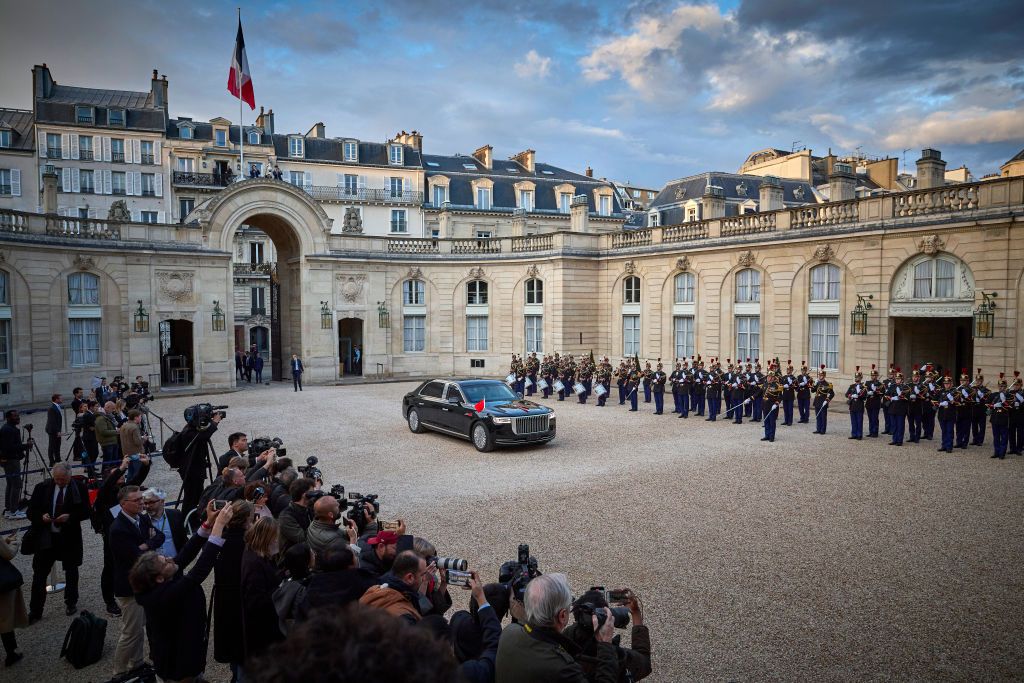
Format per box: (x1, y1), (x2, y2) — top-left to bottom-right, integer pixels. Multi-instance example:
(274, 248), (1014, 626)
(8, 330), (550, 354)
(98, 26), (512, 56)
(339, 318), (363, 375)
(159, 319), (194, 385)
(250, 325), (270, 358)
(892, 317), (973, 376)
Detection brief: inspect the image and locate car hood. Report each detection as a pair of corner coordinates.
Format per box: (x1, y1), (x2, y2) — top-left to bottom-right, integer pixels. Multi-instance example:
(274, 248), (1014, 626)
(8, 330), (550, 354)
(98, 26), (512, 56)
(486, 399), (548, 415)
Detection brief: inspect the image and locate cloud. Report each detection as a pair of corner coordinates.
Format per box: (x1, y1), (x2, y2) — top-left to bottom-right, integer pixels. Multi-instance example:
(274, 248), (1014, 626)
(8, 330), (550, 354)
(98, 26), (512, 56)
(514, 50), (552, 79)
(539, 118), (626, 139)
(881, 108), (1024, 148)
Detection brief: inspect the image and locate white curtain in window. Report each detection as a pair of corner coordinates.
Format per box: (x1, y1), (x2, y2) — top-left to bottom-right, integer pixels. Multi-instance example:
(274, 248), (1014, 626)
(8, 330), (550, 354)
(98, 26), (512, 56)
(913, 261), (933, 298)
(467, 316), (488, 351)
(623, 315), (639, 356)
(674, 273), (694, 303)
(403, 280), (424, 305)
(0, 272), (7, 304)
(674, 316), (694, 358)
(68, 273), (99, 305)
(525, 315), (543, 353)
(736, 269), (760, 303)
(736, 316), (760, 360)
(69, 318), (100, 366)
(403, 315), (425, 352)
(624, 276), (640, 304)
(935, 259), (955, 297)
(810, 316), (839, 369)
(811, 264), (840, 301)
(0, 319), (10, 371)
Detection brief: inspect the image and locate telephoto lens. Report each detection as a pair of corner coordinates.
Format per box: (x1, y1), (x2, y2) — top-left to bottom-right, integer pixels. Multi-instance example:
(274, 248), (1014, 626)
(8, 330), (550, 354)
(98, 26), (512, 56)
(432, 556), (468, 572)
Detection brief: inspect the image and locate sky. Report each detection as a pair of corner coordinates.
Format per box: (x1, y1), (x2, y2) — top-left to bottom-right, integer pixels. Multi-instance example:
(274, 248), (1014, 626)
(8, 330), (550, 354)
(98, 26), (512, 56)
(1, 0), (1022, 188)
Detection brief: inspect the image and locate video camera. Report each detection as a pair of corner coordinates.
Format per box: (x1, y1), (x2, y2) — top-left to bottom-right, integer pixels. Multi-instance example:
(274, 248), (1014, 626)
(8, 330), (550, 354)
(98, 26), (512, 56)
(250, 436), (286, 460)
(297, 455), (321, 481)
(305, 483), (348, 508)
(183, 403), (228, 431)
(498, 543), (541, 602)
(345, 492), (380, 528)
(574, 599), (631, 631)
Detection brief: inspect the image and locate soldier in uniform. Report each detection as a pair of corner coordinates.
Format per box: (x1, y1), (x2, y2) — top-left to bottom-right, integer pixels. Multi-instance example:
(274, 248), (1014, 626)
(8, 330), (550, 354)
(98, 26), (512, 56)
(781, 361), (797, 426)
(907, 366), (924, 444)
(540, 355), (553, 399)
(750, 360), (765, 421)
(845, 367), (866, 440)
(626, 361), (641, 412)
(706, 359), (722, 421)
(887, 368), (909, 447)
(970, 369), (989, 446)
(811, 365), (835, 435)
(954, 369), (973, 449)
(577, 355), (592, 405)
(670, 360), (683, 414)
(596, 358), (612, 407)
(652, 362), (667, 414)
(677, 359), (691, 419)
(614, 360), (627, 405)
(761, 369), (783, 442)
(742, 360), (755, 418)
(934, 372), (958, 453)
(920, 364), (937, 440)
(882, 364), (896, 435)
(865, 364), (883, 438)
(796, 361), (812, 423)
(1008, 371), (1023, 455)
(525, 353), (539, 397)
(690, 357), (705, 416)
(988, 373), (1011, 459)
(730, 370), (747, 424)
(642, 361), (653, 403)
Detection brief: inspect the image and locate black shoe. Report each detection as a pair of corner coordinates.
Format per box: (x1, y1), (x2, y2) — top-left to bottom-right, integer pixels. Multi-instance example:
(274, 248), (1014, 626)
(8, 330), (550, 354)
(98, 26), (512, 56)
(107, 601), (122, 617)
(628, 409), (637, 412)
(654, 411), (663, 415)
(812, 431), (821, 434)
(769, 438), (775, 442)
(28, 614), (41, 625)
(4, 652), (23, 667)
(937, 448), (946, 452)
(990, 454), (1000, 458)
(848, 436), (857, 439)
(760, 437), (769, 441)
(956, 445), (967, 449)
(856, 437), (863, 440)
(66, 605), (78, 616)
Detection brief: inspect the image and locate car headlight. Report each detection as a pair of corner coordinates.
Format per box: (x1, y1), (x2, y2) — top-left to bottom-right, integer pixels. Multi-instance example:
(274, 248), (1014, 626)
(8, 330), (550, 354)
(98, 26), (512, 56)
(491, 416), (512, 424)
(548, 412), (556, 420)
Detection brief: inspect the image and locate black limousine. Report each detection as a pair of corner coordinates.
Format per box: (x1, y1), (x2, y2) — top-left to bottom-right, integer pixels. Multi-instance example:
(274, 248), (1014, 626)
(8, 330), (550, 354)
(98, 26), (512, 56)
(402, 378), (556, 452)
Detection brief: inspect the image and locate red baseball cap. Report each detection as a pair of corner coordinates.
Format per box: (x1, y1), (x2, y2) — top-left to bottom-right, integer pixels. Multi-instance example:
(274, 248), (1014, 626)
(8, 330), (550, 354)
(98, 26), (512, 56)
(367, 530), (399, 546)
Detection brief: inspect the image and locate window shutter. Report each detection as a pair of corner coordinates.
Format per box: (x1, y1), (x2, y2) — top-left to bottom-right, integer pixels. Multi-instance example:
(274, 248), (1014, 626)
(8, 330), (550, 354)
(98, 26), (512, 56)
(102, 136), (112, 162)
(383, 176), (390, 192)
(70, 133), (79, 160)
(103, 170), (112, 194)
(132, 139), (141, 164)
(358, 175), (367, 189)
(153, 139), (161, 161)
(131, 209), (140, 222)
(61, 133), (69, 159)
(154, 172), (162, 197)
(126, 172), (134, 196)
(38, 131), (47, 157)
(62, 167), (71, 191)
(88, 208), (97, 219)
(157, 210), (165, 223)
(11, 169), (21, 196)
(303, 171), (312, 191)
(134, 171), (142, 196)
(336, 173), (344, 187)
(72, 168), (80, 193)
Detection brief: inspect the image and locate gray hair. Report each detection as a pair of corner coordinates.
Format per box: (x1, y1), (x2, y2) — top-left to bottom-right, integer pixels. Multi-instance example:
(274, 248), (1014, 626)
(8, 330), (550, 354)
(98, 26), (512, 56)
(142, 488), (166, 501)
(278, 467), (298, 486)
(51, 462), (72, 477)
(524, 573), (572, 628)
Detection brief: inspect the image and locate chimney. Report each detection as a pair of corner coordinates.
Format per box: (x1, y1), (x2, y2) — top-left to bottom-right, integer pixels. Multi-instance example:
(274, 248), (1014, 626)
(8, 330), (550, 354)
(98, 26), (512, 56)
(32, 63), (54, 101)
(701, 182), (725, 219)
(306, 122), (326, 138)
(473, 145), (493, 170)
(150, 69), (169, 111)
(916, 148), (946, 189)
(758, 175), (784, 212)
(828, 162), (857, 201)
(511, 149), (536, 173)
(585, 165), (593, 178)
(255, 108), (275, 136)
(570, 193), (590, 232)
(42, 163), (58, 214)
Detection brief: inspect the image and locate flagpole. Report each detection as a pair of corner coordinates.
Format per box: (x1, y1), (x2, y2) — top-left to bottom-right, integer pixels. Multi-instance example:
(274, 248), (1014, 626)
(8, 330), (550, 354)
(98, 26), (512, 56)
(238, 7), (244, 180)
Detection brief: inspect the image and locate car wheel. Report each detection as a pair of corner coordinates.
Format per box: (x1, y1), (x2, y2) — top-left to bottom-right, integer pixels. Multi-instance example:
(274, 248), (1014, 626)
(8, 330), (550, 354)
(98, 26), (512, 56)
(472, 422), (494, 452)
(407, 408), (424, 434)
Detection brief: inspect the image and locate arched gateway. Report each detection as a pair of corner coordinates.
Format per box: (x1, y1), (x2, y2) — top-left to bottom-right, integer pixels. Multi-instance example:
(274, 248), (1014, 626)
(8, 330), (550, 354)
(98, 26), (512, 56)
(195, 179), (337, 386)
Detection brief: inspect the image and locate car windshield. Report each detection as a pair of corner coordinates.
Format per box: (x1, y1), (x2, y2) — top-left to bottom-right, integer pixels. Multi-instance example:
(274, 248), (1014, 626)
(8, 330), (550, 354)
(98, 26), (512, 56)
(461, 382), (518, 403)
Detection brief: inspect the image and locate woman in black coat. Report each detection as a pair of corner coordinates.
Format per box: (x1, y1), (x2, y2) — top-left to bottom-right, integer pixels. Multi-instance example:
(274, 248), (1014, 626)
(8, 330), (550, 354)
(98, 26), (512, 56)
(240, 517), (284, 662)
(212, 500), (253, 681)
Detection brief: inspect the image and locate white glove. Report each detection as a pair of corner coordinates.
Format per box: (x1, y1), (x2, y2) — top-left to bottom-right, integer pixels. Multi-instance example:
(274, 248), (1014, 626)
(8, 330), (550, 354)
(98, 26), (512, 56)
(994, 402), (1002, 408)
(940, 401), (949, 407)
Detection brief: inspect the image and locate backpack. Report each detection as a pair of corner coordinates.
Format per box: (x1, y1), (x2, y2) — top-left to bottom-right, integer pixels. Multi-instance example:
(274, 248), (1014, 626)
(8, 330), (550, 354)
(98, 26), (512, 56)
(60, 610), (107, 669)
(161, 431), (185, 469)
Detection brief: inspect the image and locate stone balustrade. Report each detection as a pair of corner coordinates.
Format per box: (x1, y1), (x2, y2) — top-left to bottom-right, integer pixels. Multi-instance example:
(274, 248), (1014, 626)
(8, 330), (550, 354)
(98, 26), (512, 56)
(662, 221), (709, 242)
(721, 212), (777, 237)
(511, 234), (554, 252)
(790, 199), (859, 229)
(893, 183), (979, 217)
(611, 229), (652, 248)
(452, 238), (502, 254)
(387, 237), (439, 254)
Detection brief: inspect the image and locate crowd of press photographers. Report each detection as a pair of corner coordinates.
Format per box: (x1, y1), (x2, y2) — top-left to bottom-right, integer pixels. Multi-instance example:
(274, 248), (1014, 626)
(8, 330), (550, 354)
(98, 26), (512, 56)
(0, 393), (652, 682)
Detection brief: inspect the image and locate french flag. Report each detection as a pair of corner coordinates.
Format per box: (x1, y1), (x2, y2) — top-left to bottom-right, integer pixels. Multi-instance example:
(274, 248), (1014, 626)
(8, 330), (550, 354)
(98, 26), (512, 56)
(227, 19), (256, 110)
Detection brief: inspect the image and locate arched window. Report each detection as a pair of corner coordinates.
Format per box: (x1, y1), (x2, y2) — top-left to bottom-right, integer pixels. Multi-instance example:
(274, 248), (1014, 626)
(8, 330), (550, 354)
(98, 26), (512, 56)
(623, 276), (640, 304)
(68, 272), (99, 305)
(810, 264), (840, 301)
(467, 280), (488, 305)
(403, 279), (425, 305)
(525, 278), (543, 305)
(674, 272), (695, 303)
(735, 269), (760, 303)
(913, 257), (956, 298)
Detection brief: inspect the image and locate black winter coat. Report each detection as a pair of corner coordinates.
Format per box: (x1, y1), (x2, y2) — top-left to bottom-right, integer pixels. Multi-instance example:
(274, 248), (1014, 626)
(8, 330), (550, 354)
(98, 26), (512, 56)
(298, 568), (377, 620)
(213, 527), (247, 664)
(240, 549), (284, 657)
(27, 478), (91, 566)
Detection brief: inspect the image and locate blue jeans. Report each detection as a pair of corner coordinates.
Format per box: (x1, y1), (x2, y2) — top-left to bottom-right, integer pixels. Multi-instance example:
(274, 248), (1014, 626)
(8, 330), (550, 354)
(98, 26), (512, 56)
(2, 459), (23, 513)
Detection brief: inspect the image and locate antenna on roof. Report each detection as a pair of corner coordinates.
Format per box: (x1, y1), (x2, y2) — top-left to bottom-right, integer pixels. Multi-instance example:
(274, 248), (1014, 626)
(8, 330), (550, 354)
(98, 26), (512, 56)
(902, 148), (911, 175)
(791, 140), (802, 152)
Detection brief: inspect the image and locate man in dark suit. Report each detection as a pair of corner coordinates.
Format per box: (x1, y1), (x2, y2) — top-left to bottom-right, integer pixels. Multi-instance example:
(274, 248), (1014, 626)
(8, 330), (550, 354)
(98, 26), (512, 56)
(27, 462), (92, 621)
(254, 353), (265, 383)
(45, 393), (65, 466)
(291, 354), (304, 392)
(109, 485), (165, 676)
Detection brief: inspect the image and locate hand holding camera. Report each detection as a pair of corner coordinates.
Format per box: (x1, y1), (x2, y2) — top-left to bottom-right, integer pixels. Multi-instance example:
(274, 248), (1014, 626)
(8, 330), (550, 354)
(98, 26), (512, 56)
(592, 608), (615, 644)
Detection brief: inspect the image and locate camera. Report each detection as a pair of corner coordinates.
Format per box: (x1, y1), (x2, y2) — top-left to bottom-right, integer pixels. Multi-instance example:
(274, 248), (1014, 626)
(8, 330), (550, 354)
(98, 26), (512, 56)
(498, 543), (541, 602)
(250, 436), (286, 460)
(447, 569), (472, 587)
(345, 493), (380, 527)
(429, 556), (468, 572)
(574, 601), (631, 631)
(297, 456), (321, 481)
(183, 403), (228, 431)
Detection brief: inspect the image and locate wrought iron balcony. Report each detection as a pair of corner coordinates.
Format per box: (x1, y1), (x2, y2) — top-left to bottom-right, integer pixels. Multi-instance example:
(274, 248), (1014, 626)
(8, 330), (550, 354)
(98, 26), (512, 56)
(233, 262), (273, 276)
(79, 150), (94, 161)
(173, 171), (232, 188)
(47, 147), (61, 158)
(111, 152), (125, 163)
(141, 154), (155, 165)
(250, 307), (266, 316)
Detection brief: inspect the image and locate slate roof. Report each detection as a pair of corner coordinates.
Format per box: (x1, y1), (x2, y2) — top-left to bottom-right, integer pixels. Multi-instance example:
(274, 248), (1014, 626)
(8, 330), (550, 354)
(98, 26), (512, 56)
(423, 153), (622, 215)
(1007, 148), (1024, 164)
(0, 108), (35, 152)
(46, 84), (153, 109)
(650, 172), (817, 208)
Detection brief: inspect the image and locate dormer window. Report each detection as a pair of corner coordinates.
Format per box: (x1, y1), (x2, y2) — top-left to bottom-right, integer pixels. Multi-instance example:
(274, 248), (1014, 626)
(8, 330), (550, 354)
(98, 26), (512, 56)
(76, 106), (94, 124)
(215, 130), (227, 147)
(180, 126), (192, 139)
(248, 130), (260, 145)
(289, 136), (304, 158)
(108, 108), (125, 126)
(389, 144), (403, 165)
(343, 140), (358, 162)
(0, 130), (10, 148)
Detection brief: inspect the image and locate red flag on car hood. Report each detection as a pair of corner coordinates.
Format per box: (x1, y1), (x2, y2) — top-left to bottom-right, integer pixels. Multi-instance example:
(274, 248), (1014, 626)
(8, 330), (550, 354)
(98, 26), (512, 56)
(474, 399), (485, 412)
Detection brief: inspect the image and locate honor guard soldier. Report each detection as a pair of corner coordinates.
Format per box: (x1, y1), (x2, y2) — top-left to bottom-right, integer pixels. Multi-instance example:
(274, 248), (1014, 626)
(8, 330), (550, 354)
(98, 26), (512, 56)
(595, 358), (612, 407)
(934, 371), (958, 453)
(811, 365), (834, 435)
(954, 369), (973, 449)
(692, 356), (706, 415)
(721, 360), (734, 417)
(1008, 372), (1023, 455)
(970, 369), (989, 446)
(730, 371), (747, 424)
(781, 361), (797, 426)
(640, 361), (652, 403)
(688, 356), (700, 413)
(652, 361), (667, 414)
(882, 364), (896, 435)
(670, 360), (683, 414)
(750, 360), (765, 421)
(796, 361), (812, 423)
(907, 365), (924, 443)
(614, 361), (627, 405)
(865, 365), (883, 438)
(577, 355), (591, 405)
(677, 360), (692, 419)
(742, 360), (755, 418)
(626, 362), (641, 412)
(845, 367), (867, 440)
(525, 353), (539, 397)
(920, 365), (937, 440)
(540, 355), (553, 399)
(761, 368), (783, 442)
(988, 373), (1011, 459)
(887, 368), (909, 446)
(706, 359), (722, 421)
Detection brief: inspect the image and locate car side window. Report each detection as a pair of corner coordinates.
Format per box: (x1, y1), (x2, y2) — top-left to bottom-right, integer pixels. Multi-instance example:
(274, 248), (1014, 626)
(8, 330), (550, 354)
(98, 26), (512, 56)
(444, 385), (465, 403)
(420, 381), (445, 399)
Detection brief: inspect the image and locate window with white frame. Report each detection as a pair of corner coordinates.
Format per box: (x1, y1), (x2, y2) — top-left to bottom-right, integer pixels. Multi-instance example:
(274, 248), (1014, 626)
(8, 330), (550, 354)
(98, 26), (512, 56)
(289, 171), (304, 187)
(525, 278), (543, 304)
(140, 140), (154, 164)
(110, 138), (125, 162)
(68, 272), (99, 305)
(343, 174), (358, 195)
(674, 316), (694, 358)
(215, 130), (227, 147)
(249, 242), (264, 264)
(913, 258), (956, 298)
(179, 198), (195, 221)
(623, 315), (640, 356)
(735, 268), (760, 303)
(433, 184), (447, 206)
(0, 319), (9, 371)
(140, 211), (158, 223)
(180, 126), (192, 140)
(0, 271), (7, 304)
(467, 280), (488, 305)
(809, 316), (839, 370)
(476, 187), (491, 210)
(79, 169), (94, 193)
(389, 144), (403, 165)
(650, 213), (659, 227)
(69, 318), (100, 367)
(735, 316), (760, 361)
(390, 209), (408, 233)
(467, 316), (488, 351)
(559, 192), (572, 213)
(78, 135), (93, 160)
(599, 195), (611, 216)
(176, 157), (194, 172)
(343, 140), (358, 162)
(389, 177), (404, 198)
(525, 315), (543, 353)
(403, 279), (424, 305)
(289, 136), (304, 158)
(108, 108), (125, 126)
(248, 130), (260, 145)
(251, 286), (266, 312)
(141, 173), (156, 196)
(810, 264), (840, 301)
(475, 230), (492, 239)
(0, 130), (11, 148)
(674, 272), (695, 303)
(46, 133), (61, 158)
(623, 276), (640, 304)
(519, 189), (534, 211)
(686, 207), (698, 222)
(111, 171), (126, 195)
(0, 169), (12, 196)
(403, 315), (425, 352)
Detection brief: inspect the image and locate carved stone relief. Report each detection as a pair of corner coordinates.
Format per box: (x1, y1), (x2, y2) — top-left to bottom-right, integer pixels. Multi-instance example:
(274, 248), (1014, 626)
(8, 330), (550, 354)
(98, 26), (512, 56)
(918, 234), (945, 255)
(156, 271), (196, 304)
(675, 256), (690, 272)
(737, 250), (756, 267)
(468, 266), (485, 280)
(407, 266), (423, 280)
(813, 244), (834, 262)
(336, 274), (367, 304)
(526, 264), (540, 278)
(73, 254), (96, 271)
(342, 207), (363, 234)
(624, 260), (636, 275)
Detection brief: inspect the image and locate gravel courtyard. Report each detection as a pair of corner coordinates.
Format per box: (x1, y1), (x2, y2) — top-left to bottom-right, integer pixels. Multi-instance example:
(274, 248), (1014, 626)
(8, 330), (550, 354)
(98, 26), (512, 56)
(4, 381), (1023, 681)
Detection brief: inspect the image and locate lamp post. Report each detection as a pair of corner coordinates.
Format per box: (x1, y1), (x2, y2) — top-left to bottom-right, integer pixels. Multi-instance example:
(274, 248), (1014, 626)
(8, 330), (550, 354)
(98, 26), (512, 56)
(133, 300), (149, 333)
(850, 293), (873, 336)
(211, 300), (225, 332)
(973, 291), (997, 339)
(320, 301), (332, 330)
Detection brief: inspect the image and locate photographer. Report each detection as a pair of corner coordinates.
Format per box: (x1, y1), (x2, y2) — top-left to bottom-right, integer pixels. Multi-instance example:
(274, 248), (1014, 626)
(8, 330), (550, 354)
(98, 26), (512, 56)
(279, 478), (316, 553)
(80, 400), (100, 478)
(118, 409), (149, 461)
(495, 573), (618, 683)
(428, 571), (502, 683)
(306, 496), (360, 562)
(297, 544), (376, 619)
(213, 500), (254, 682)
(177, 409), (223, 518)
(94, 452), (152, 616)
(359, 550), (428, 624)
(268, 464), (297, 516)
(95, 401), (121, 469)
(1, 410), (31, 520)
(565, 590), (651, 682)
(358, 530), (399, 578)
(219, 432), (250, 471)
(195, 467), (246, 529)
(413, 537), (453, 617)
